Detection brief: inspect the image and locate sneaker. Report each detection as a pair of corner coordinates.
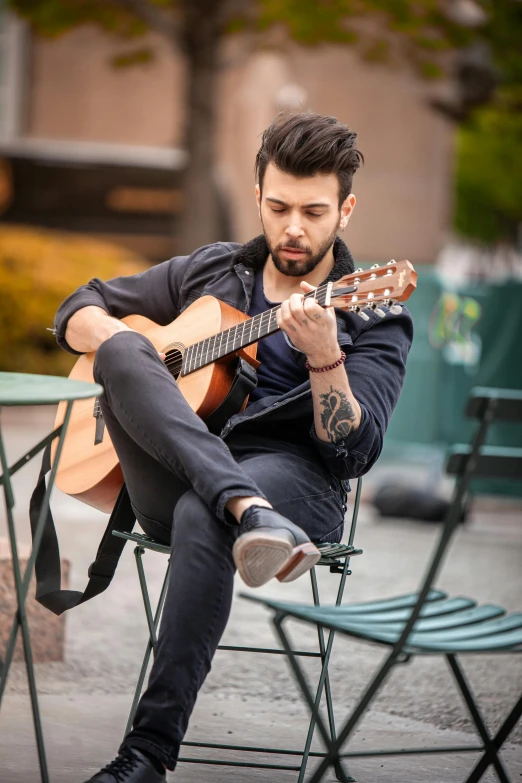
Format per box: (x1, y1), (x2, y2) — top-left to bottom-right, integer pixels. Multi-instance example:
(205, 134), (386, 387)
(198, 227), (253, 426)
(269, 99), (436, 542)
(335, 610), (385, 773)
(83, 748), (166, 782)
(233, 506), (320, 587)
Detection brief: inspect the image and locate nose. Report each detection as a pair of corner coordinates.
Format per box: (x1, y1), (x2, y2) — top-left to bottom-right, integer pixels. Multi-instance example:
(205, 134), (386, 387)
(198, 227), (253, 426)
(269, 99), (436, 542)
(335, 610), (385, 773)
(285, 213), (304, 240)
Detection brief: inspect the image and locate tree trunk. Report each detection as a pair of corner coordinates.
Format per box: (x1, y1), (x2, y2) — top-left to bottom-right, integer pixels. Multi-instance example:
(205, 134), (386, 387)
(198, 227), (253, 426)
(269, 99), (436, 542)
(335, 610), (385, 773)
(177, 0), (226, 254)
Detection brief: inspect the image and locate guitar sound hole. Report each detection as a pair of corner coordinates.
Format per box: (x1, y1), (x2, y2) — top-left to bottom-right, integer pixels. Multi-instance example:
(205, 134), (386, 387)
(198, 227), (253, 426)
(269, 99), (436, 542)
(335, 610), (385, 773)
(163, 347), (184, 380)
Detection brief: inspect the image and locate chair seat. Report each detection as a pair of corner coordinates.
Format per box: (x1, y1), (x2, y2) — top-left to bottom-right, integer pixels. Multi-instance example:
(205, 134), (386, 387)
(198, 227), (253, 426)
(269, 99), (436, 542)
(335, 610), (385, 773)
(113, 531), (362, 566)
(316, 542), (363, 566)
(245, 591), (522, 653)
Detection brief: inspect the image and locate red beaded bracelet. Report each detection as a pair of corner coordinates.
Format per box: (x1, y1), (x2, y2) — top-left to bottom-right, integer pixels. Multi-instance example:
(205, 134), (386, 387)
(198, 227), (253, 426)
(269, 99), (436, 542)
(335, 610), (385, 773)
(305, 351), (346, 373)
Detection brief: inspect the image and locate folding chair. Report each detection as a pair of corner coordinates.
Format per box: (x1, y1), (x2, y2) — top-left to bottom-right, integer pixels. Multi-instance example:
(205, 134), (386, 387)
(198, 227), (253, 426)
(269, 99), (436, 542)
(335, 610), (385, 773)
(245, 387), (522, 783)
(114, 478), (363, 781)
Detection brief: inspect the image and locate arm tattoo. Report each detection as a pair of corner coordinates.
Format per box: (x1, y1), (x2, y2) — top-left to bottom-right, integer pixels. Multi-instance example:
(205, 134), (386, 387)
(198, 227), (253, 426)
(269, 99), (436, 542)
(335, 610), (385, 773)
(319, 386), (357, 443)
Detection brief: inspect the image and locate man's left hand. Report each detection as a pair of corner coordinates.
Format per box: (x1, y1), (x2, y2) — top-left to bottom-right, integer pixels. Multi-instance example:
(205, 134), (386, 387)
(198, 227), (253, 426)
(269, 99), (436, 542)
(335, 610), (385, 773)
(276, 281), (341, 365)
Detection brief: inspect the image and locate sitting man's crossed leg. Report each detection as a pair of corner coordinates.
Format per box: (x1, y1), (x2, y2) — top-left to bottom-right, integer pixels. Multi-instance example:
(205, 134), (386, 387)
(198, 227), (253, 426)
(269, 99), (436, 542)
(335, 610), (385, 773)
(85, 331), (341, 781)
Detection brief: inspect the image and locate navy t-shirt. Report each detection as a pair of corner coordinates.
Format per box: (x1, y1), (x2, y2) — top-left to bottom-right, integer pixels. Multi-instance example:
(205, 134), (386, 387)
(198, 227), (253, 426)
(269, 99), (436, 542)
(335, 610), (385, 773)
(247, 270), (308, 404)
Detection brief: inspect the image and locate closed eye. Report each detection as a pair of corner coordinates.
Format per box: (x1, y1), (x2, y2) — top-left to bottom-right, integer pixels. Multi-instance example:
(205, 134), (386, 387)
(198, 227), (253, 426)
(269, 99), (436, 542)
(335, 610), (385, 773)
(269, 206), (325, 217)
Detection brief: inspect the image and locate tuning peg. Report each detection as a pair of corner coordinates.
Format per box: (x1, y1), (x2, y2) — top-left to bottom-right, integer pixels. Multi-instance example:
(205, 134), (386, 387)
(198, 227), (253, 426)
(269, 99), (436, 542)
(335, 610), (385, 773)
(371, 263), (380, 269)
(355, 267), (363, 273)
(390, 303), (403, 315)
(387, 259), (396, 265)
(357, 309), (370, 321)
(374, 307), (386, 318)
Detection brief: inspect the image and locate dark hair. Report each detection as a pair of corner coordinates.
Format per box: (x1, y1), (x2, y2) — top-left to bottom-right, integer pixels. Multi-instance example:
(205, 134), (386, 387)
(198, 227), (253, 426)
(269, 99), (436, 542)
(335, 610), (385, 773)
(255, 112), (364, 206)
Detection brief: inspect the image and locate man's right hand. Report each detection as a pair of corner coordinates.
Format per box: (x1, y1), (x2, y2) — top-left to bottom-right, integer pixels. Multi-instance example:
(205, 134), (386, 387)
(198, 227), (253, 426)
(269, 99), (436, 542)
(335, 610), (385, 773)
(65, 306), (166, 361)
(64, 306), (135, 354)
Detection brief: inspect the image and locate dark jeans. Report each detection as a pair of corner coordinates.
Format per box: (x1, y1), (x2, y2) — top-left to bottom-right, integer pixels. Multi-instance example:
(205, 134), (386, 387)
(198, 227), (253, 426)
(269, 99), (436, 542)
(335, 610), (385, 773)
(93, 331), (346, 771)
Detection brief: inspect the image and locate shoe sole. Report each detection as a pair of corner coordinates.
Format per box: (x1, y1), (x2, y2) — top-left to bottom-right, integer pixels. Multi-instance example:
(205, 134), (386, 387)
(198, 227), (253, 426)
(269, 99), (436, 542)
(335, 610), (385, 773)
(233, 531), (293, 588)
(276, 543), (321, 583)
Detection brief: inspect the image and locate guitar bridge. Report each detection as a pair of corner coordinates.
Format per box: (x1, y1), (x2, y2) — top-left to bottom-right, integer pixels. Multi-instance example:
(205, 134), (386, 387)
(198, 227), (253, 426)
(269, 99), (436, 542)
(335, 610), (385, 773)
(93, 398), (105, 445)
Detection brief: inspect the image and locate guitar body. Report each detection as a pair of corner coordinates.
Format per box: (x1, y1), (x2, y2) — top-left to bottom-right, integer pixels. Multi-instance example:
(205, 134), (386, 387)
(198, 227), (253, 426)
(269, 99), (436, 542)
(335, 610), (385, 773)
(52, 296), (258, 513)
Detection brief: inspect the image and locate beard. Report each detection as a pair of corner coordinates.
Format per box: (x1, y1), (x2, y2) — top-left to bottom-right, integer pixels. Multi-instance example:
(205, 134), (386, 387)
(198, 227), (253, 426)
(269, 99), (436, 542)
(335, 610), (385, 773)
(263, 221), (340, 277)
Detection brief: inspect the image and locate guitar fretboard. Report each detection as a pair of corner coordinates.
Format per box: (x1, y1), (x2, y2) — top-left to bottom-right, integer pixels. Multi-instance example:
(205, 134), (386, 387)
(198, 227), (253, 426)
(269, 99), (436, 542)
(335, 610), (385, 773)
(181, 282), (331, 375)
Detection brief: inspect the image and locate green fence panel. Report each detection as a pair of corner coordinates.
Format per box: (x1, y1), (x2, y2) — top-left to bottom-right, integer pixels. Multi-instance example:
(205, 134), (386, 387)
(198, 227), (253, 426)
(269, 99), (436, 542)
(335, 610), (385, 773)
(385, 268), (446, 447)
(384, 268), (522, 495)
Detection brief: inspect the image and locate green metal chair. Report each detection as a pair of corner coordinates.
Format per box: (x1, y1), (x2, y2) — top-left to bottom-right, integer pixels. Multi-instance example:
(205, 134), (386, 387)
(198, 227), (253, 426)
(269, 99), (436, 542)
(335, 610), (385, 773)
(114, 479), (363, 781)
(245, 387), (522, 783)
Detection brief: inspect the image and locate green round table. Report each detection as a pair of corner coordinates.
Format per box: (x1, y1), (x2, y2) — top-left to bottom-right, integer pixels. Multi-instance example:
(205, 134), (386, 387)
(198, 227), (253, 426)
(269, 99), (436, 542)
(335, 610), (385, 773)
(0, 371), (101, 406)
(0, 372), (102, 783)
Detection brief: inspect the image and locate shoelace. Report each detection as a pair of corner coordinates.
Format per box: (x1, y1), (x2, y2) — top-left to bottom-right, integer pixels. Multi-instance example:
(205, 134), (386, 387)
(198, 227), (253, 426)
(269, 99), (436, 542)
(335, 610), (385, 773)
(99, 749), (140, 782)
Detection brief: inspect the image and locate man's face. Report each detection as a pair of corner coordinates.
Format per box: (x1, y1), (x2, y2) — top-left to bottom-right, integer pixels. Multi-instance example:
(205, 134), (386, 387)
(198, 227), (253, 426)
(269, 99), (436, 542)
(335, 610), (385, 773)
(256, 163), (355, 277)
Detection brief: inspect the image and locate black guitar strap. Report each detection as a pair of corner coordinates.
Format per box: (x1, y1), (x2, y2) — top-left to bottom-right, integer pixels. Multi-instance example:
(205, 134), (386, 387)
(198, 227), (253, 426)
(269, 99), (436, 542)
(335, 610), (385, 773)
(29, 445), (135, 616)
(204, 357), (258, 434)
(28, 357), (257, 615)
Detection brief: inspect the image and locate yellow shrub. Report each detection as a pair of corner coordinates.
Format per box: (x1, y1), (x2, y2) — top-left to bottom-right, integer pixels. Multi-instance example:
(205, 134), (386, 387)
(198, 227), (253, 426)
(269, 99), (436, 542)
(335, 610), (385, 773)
(0, 225), (149, 375)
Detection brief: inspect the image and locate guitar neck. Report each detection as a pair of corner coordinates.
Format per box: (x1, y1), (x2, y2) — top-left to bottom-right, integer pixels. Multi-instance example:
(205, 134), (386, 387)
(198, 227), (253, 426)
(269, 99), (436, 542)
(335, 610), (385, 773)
(181, 282), (334, 376)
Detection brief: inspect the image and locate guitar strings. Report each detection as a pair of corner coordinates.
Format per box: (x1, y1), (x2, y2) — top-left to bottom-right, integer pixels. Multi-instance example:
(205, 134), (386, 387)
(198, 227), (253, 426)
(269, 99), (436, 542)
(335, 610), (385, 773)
(162, 284), (329, 378)
(163, 285), (328, 376)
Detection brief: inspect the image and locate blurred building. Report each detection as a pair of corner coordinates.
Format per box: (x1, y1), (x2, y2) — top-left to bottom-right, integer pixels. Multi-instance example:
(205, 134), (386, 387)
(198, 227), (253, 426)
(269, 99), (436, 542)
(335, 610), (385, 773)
(0, 12), (454, 264)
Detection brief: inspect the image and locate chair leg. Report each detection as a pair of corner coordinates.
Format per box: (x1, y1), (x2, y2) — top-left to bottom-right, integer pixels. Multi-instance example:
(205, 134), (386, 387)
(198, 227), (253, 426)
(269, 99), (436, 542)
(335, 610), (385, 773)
(446, 655), (511, 783)
(273, 615), (354, 783)
(124, 549), (171, 737)
(297, 567), (355, 783)
(463, 692), (522, 783)
(291, 637), (404, 783)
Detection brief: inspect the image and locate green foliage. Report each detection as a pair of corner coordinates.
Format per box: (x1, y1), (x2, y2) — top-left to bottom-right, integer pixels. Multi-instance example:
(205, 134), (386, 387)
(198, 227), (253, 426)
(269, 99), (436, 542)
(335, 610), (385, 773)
(9, 0), (522, 247)
(0, 226), (148, 375)
(253, 0), (472, 76)
(7, 0), (147, 38)
(256, 0), (358, 46)
(8, 0), (484, 80)
(454, 93), (522, 243)
(450, 2), (522, 243)
(363, 38), (389, 63)
(10, 0), (519, 96)
(419, 60), (443, 79)
(112, 47), (155, 67)
(483, 0), (522, 91)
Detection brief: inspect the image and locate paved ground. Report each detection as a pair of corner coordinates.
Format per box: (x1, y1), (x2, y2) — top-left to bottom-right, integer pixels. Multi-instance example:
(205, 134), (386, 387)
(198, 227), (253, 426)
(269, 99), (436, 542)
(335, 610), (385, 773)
(2, 693), (522, 783)
(1, 405), (521, 782)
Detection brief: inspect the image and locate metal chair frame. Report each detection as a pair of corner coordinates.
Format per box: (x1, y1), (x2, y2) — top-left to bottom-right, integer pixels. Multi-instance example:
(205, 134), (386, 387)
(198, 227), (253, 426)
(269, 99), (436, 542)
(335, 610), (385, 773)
(114, 478), (363, 781)
(246, 387), (522, 783)
(0, 372), (103, 783)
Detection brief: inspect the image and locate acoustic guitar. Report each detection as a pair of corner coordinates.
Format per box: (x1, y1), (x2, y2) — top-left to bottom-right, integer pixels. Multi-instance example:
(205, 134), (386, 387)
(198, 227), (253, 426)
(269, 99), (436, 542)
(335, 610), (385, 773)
(52, 260), (417, 512)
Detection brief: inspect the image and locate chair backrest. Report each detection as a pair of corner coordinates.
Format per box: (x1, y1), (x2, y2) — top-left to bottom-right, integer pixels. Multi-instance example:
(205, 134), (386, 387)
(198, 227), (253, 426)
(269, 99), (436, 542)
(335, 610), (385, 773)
(447, 445), (522, 482)
(465, 386), (522, 424)
(446, 387), (522, 486)
(394, 387), (522, 647)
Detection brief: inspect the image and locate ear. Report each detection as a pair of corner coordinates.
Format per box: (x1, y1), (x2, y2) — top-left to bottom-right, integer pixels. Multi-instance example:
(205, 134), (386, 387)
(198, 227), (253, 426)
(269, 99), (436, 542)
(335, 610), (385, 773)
(255, 183), (261, 213)
(340, 193), (356, 228)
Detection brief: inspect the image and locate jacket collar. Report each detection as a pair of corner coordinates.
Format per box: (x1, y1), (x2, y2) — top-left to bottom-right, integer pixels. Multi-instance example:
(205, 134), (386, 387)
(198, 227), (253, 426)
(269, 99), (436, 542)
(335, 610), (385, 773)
(232, 234), (355, 283)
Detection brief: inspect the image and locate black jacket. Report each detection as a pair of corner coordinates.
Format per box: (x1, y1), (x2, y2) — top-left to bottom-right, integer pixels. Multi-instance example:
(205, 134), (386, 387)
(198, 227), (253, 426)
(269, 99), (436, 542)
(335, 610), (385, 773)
(54, 235), (413, 482)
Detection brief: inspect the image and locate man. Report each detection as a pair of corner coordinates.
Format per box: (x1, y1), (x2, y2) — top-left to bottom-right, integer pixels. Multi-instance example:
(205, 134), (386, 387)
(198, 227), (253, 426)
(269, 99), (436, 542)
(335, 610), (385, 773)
(54, 112), (413, 781)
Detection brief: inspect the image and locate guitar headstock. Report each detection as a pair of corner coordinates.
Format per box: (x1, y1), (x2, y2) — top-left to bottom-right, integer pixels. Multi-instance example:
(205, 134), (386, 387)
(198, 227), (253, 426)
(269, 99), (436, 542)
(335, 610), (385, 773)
(331, 260), (417, 320)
